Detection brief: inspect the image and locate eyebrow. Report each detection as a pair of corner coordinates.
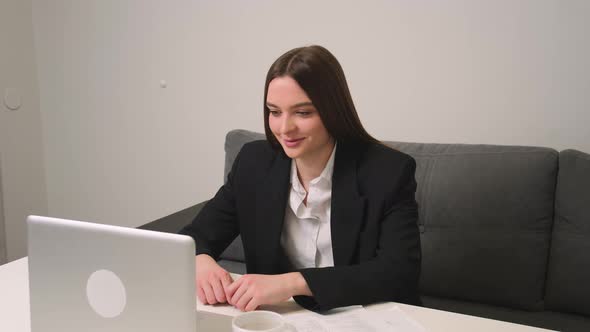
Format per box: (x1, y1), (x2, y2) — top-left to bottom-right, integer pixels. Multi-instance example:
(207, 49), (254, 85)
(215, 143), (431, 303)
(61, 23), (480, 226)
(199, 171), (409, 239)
(266, 101), (314, 109)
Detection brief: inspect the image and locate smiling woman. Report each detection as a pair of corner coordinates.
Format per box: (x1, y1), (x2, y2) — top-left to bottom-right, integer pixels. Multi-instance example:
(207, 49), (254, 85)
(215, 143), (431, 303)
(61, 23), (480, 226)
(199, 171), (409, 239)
(263, 46), (378, 150)
(180, 45), (421, 312)
(266, 76), (335, 187)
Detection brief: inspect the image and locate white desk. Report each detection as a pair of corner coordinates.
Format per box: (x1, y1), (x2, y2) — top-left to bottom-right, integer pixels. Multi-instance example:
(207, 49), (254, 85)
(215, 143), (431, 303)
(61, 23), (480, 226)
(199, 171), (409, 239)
(1, 257), (553, 331)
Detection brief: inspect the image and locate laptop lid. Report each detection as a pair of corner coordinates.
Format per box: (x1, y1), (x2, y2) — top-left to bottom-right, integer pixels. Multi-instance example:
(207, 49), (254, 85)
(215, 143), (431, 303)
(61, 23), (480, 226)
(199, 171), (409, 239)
(27, 215), (196, 332)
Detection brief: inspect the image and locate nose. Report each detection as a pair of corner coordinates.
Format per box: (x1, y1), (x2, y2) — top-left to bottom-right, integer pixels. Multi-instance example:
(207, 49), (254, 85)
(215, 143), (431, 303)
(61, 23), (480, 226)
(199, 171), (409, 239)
(279, 114), (296, 135)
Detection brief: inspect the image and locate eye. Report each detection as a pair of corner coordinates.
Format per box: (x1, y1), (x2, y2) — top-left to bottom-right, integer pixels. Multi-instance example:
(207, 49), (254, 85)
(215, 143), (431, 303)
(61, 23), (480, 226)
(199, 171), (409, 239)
(269, 110), (281, 117)
(296, 111), (312, 116)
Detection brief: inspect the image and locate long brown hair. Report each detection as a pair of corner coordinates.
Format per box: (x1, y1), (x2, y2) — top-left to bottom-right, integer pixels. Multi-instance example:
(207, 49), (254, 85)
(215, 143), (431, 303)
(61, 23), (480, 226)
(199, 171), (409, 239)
(263, 45), (378, 149)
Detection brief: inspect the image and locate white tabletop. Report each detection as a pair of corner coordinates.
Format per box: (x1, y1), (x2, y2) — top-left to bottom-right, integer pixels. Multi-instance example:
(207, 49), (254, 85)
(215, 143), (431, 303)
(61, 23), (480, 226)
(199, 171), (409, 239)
(0, 257), (553, 332)
(0, 258), (31, 332)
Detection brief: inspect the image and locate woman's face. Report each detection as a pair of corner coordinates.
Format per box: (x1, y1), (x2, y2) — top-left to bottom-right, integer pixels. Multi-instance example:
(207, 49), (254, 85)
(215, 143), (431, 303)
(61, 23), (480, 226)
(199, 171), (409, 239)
(266, 76), (334, 163)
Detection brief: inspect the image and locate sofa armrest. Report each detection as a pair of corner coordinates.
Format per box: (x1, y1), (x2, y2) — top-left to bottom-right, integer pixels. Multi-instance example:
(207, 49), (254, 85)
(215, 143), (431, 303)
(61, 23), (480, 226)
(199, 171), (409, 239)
(139, 201), (208, 234)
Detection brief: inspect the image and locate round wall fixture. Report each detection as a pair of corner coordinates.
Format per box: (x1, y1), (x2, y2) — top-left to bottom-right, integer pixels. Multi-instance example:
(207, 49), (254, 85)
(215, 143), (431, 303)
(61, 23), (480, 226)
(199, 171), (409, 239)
(3, 88), (22, 111)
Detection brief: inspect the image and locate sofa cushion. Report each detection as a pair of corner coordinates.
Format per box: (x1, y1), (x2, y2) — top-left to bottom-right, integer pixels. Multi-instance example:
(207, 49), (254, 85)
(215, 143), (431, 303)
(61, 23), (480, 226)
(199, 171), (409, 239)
(386, 141), (557, 310)
(545, 149), (590, 316)
(218, 259), (247, 275)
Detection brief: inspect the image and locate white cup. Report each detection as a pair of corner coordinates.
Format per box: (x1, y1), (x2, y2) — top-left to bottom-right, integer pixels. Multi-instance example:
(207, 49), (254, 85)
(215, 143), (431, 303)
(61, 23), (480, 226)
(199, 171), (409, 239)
(232, 310), (286, 332)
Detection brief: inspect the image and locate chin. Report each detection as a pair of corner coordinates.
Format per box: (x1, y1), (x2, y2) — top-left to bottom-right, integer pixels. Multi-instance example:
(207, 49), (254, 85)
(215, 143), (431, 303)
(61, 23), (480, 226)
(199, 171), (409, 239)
(280, 145), (302, 159)
(282, 149), (300, 159)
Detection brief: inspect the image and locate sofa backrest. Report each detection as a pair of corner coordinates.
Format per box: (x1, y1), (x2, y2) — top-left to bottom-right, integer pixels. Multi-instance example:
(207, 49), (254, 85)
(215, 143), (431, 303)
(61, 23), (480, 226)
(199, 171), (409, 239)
(218, 130), (266, 262)
(545, 149), (590, 316)
(221, 130), (558, 310)
(386, 141), (558, 310)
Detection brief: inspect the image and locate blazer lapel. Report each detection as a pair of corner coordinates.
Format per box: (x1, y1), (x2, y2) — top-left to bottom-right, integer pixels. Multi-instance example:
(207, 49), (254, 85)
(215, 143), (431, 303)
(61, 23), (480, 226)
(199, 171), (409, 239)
(255, 151), (291, 271)
(331, 142), (367, 266)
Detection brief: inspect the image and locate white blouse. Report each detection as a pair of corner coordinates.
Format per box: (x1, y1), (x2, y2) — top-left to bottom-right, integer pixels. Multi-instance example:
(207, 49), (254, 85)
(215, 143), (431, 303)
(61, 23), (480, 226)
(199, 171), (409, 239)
(280, 146), (336, 269)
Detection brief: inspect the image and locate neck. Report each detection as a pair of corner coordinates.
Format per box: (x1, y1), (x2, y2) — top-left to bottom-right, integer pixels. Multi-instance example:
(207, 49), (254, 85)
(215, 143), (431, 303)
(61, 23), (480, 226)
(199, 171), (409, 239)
(295, 141), (335, 190)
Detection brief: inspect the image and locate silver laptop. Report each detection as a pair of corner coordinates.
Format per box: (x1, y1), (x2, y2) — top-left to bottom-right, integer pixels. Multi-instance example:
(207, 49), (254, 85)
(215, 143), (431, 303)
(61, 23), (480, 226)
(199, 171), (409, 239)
(27, 215), (198, 332)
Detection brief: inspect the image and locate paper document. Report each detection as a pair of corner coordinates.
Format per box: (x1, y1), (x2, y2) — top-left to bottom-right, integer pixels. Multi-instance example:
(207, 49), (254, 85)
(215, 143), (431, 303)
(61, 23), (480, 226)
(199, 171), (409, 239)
(197, 295), (303, 317)
(197, 299), (243, 317)
(284, 305), (426, 332)
(373, 306), (427, 331)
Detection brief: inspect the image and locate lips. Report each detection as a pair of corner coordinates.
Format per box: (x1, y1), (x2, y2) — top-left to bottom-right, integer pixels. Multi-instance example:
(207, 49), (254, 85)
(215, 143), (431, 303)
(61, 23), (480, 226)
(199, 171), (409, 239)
(283, 138), (304, 148)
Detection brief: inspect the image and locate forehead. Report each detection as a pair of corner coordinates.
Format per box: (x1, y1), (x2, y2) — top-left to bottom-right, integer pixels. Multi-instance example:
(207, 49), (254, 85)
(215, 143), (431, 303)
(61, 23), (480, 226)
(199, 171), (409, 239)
(266, 76), (311, 105)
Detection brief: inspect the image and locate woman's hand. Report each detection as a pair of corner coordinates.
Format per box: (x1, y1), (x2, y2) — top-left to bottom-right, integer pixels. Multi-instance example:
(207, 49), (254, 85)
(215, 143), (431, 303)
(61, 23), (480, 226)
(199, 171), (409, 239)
(226, 272), (311, 311)
(195, 254), (233, 305)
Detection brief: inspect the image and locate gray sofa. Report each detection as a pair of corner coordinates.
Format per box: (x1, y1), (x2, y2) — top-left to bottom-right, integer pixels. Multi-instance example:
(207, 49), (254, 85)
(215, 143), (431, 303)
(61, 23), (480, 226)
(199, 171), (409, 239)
(141, 129), (590, 331)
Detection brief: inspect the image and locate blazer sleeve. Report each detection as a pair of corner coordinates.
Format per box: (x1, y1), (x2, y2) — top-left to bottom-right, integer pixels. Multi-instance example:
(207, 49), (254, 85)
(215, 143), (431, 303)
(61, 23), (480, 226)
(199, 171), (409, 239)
(178, 149), (243, 259)
(295, 157), (421, 311)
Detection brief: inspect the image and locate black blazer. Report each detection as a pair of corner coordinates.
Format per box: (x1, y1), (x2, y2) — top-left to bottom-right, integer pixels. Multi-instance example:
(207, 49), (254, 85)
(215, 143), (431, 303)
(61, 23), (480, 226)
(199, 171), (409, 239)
(180, 140), (421, 311)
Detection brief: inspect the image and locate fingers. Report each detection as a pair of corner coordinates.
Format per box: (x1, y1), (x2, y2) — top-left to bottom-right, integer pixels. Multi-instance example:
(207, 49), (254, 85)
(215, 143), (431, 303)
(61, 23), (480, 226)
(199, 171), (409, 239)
(195, 256), (233, 305)
(221, 273), (234, 304)
(244, 297), (259, 312)
(226, 276), (242, 302)
(201, 271), (233, 304)
(234, 286), (253, 311)
(201, 280), (217, 304)
(231, 283), (251, 310)
(200, 273), (271, 311)
(210, 275), (227, 303)
(197, 284), (207, 304)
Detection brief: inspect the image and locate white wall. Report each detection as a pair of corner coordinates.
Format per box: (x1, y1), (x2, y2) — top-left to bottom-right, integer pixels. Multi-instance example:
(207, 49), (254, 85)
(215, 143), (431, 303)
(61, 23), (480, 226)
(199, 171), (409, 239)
(0, 159), (6, 264)
(31, 0), (590, 228)
(0, 0), (48, 262)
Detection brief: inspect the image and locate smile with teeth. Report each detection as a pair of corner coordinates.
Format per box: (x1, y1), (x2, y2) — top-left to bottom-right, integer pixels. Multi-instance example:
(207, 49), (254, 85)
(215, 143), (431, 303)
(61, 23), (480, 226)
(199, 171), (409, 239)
(283, 138), (304, 148)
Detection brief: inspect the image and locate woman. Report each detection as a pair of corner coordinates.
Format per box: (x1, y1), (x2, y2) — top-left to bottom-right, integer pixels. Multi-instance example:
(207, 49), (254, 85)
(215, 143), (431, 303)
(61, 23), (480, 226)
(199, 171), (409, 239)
(180, 45), (421, 312)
